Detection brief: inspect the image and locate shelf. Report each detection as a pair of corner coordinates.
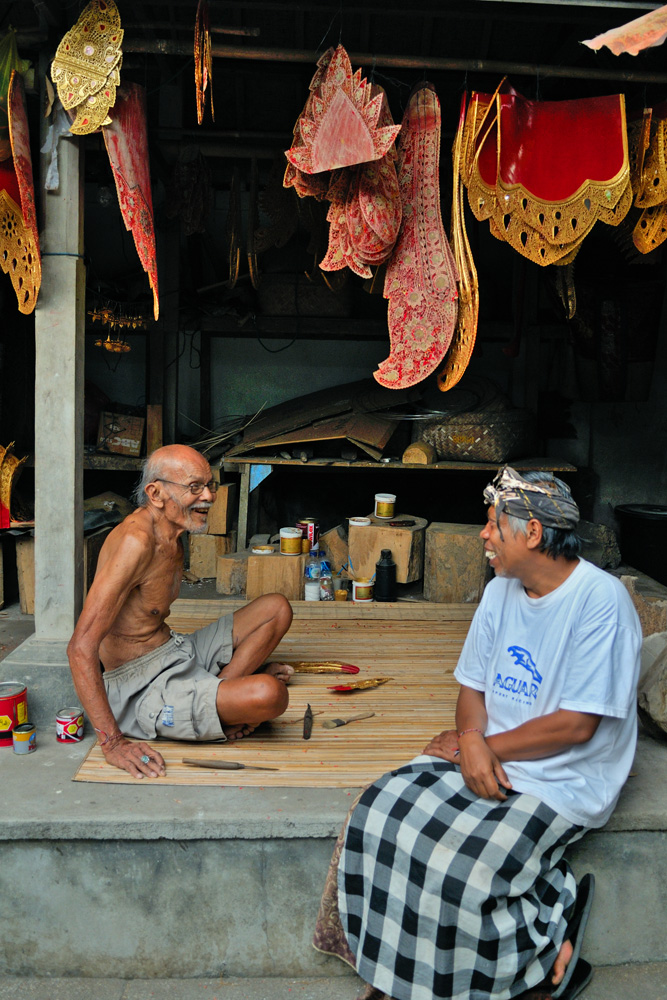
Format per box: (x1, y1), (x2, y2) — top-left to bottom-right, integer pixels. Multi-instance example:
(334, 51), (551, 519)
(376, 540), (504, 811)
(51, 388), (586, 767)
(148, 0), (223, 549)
(224, 456), (577, 472)
(83, 454), (143, 471)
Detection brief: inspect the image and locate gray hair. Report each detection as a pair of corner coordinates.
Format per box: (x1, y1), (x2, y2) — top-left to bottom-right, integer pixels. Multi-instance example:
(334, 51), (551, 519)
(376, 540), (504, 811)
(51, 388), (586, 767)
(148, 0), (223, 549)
(131, 453), (166, 507)
(504, 471), (582, 560)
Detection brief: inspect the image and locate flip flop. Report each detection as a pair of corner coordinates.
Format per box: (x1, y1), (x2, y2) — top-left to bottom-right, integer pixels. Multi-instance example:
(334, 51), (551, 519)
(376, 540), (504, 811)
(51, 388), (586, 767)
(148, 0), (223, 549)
(552, 873), (595, 999)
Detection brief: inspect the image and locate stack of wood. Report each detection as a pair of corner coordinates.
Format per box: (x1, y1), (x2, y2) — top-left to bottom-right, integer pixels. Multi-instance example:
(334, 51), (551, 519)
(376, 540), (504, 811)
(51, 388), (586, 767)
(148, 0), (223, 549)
(187, 479), (238, 580)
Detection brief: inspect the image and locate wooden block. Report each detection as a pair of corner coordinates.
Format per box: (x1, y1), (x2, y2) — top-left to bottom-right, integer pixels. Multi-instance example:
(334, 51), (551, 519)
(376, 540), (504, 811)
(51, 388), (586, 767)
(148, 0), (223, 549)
(423, 522), (491, 603)
(402, 441), (437, 465)
(216, 549), (250, 596)
(348, 514), (427, 584)
(146, 404), (163, 454)
(206, 482), (238, 535)
(319, 524), (348, 574)
(15, 528), (112, 615)
(246, 550), (306, 602)
(189, 532), (237, 579)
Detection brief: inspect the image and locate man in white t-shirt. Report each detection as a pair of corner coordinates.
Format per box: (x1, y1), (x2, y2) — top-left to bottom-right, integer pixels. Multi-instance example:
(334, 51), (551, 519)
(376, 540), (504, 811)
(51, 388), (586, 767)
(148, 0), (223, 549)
(314, 466), (642, 1000)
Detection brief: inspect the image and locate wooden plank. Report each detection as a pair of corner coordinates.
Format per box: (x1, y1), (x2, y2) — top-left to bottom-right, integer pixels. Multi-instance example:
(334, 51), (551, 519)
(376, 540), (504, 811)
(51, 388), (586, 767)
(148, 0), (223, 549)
(225, 456), (578, 472)
(74, 610), (470, 787)
(189, 533), (236, 578)
(348, 515), (427, 584)
(206, 482), (238, 535)
(216, 550), (250, 595)
(146, 404), (163, 454)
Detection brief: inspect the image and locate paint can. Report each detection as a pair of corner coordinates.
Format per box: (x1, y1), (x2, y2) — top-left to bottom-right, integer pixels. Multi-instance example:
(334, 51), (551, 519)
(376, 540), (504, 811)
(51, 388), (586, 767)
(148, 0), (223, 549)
(12, 722), (36, 754)
(0, 681), (29, 747)
(296, 518), (319, 552)
(352, 578), (374, 603)
(56, 706), (85, 743)
(280, 526), (303, 555)
(374, 493), (396, 519)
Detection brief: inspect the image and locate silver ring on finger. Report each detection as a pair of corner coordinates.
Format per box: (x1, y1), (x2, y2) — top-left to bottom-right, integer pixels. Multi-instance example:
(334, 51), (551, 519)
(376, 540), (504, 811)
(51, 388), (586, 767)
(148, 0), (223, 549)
(140, 754), (150, 764)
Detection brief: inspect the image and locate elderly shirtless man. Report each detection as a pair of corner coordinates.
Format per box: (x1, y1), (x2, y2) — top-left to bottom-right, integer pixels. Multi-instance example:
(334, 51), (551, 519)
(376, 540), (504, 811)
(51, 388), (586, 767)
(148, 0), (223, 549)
(67, 445), (293, 779)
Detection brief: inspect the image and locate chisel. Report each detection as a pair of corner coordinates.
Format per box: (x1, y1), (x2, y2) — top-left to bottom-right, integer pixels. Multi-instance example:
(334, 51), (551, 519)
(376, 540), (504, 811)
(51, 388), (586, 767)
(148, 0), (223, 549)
(182, 758), (279, 771)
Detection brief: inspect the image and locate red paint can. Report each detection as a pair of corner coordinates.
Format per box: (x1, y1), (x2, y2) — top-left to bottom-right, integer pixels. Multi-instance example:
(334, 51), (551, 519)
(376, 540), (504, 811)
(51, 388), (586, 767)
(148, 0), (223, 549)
(296, 518), (319, 552)
(0, 681), (29, 747)
(56, 706), (85, 743)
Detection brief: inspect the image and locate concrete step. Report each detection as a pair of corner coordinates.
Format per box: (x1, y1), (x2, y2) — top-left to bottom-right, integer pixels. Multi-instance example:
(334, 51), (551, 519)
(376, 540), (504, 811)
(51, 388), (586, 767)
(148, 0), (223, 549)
(0, 966), (666, 1000)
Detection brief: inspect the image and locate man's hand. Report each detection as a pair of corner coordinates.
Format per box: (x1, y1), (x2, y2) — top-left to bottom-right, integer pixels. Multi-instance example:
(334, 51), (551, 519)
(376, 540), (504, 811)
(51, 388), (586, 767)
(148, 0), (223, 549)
(459, 732), (512, 801)
(423, 729), (460, 763)
(103, 737), (166, 779)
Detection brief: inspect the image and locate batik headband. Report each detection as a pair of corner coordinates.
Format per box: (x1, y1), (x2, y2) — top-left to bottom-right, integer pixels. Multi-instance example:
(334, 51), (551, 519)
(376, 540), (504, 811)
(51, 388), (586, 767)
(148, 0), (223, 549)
(483, 465), (580, 530)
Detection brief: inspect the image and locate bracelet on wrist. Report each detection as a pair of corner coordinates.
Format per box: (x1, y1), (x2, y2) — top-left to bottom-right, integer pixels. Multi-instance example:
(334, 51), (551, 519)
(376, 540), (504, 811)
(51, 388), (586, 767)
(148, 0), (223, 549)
(94, 727), (124, 749)
(457, 727), (485, 739)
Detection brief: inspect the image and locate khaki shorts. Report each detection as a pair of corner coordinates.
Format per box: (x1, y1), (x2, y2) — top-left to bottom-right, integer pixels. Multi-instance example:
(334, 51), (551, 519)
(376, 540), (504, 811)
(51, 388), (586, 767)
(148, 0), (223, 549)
(103, 614), (234, 742)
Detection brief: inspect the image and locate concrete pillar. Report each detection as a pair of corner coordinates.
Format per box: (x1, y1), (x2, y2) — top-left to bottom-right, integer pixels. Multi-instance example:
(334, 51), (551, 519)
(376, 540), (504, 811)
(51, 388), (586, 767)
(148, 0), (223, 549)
(33, 135), (85, 639)
(0, 109), (85, 723)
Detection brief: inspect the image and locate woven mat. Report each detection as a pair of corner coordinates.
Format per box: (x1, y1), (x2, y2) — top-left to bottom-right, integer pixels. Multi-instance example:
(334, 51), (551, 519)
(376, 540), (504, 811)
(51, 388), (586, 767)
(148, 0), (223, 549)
(74, 601), (472, 787)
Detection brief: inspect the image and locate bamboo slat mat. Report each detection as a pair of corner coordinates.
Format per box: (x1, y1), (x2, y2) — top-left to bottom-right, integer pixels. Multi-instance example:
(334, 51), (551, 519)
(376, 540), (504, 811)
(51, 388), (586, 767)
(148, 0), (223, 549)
(74, 601), (474, 787)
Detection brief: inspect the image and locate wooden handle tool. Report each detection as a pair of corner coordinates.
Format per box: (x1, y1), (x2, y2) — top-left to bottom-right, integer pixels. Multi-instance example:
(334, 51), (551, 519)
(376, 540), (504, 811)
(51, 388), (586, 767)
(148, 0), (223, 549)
(322, 712), (376, 729)
(182, 758), (279, 771)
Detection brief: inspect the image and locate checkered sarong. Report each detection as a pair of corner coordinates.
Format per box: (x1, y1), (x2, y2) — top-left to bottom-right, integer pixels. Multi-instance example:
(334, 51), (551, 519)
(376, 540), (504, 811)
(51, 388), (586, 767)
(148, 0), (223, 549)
(337, 758), (584, 1000)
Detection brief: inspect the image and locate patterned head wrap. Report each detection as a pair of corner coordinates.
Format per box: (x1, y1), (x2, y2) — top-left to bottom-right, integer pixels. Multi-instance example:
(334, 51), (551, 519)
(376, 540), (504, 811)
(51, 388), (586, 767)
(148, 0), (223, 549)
(483, 466), (579, 530)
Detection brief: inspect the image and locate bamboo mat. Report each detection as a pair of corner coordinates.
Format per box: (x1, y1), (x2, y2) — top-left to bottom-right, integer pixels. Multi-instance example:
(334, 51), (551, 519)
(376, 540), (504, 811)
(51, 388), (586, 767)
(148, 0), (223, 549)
(74, 601), (474, 788)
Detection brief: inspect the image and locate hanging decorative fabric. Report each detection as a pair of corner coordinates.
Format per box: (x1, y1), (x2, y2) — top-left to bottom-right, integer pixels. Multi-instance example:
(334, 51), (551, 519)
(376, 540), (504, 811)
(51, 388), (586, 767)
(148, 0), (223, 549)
(375, 84), (459, 389)
(0, 29), (30, 162)
(437, 93), (479, 392)
(321, 86), (401, 279)
(582, 4), (667, 56)
(462, 85), (632, 266)
(283, 48), (333, 200)
(0, 70), (41, 315)
(284, 45), (400, 175)
(164, 145), (212, 236)
(51, 0), (123, 136)
(103, 83), (159, 319)
(194, 0), (215, 125)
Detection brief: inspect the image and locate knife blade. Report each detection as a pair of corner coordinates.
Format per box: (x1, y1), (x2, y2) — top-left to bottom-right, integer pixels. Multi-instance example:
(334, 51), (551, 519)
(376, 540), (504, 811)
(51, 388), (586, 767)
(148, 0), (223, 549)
(303, 703), (313, 740)
(182, 758), (279, 771)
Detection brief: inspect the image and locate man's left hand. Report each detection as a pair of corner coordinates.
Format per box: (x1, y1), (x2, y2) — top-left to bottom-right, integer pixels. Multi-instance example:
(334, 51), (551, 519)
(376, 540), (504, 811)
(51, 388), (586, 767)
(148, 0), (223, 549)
(423, 729), (460, 763)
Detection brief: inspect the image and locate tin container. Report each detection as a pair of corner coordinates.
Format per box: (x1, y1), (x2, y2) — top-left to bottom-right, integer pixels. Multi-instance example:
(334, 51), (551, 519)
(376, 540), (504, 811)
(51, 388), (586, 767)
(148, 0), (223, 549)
(280, 526), (303, 555)
(0, 681), (29, 747)
(13, 722), (36, 754)
(352, 578), (374, 602)
(296, 518), (319, 551)
(374, 493), (396, 519)
(56, 706), (85, 743)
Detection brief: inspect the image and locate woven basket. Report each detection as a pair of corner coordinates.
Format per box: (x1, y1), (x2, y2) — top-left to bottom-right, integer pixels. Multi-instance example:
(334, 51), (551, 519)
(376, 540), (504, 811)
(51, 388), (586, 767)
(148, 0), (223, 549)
(418, 408), (536, 463)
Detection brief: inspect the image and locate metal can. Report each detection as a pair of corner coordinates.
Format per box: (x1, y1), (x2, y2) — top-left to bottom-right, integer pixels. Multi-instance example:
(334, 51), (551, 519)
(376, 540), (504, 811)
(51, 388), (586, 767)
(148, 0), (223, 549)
(296, 518), (319, 551)
(13, 722), (36, 754)
(0, 681), (29, 748)
(56, 706), (85, 743)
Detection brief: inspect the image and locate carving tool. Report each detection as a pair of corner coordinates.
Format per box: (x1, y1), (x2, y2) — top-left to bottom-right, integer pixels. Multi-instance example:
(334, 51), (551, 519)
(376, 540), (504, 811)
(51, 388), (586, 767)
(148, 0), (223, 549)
(182, 758), (279, 771)
(322, 712), (375, 729)
(303, 703), (313, 740)
(328, 677), (393, 692)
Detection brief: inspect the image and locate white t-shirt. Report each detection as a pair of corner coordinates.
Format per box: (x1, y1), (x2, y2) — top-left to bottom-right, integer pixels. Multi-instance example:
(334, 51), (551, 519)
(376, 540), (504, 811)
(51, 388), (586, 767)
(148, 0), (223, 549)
(454, 559), (642, 828)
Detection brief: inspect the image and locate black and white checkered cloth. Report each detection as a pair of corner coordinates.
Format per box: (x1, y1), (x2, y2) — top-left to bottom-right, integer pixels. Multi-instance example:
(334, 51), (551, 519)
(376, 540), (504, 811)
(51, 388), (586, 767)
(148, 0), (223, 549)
(338, 758), (584, 1000)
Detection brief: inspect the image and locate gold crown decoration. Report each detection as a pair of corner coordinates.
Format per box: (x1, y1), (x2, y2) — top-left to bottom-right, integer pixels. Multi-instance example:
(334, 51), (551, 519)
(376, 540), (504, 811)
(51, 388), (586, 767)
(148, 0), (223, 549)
(51, 0), (123, 136)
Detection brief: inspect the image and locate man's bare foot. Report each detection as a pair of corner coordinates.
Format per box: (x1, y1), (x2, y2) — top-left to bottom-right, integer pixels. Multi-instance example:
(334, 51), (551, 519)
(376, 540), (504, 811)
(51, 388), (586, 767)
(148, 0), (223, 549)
(551, 937), (573, 986)
(262, 662), (294, 684)
(223, 722), (256, 741)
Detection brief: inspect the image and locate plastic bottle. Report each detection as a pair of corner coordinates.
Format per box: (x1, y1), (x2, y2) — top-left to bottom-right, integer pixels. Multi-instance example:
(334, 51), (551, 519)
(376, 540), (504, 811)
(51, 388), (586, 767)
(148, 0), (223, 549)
(374, 548), (397, 602)
(319, 558), (334, 601)
(304, 547), (321, 601)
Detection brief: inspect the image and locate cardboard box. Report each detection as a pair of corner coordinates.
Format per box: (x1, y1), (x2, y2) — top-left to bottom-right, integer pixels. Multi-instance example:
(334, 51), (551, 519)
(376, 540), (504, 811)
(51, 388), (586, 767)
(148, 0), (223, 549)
(97, 412), (145, 456)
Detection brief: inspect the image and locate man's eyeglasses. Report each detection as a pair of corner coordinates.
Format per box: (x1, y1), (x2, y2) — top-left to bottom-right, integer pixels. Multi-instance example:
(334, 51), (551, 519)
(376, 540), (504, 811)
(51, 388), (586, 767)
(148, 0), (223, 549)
(156, 478), (219, 497)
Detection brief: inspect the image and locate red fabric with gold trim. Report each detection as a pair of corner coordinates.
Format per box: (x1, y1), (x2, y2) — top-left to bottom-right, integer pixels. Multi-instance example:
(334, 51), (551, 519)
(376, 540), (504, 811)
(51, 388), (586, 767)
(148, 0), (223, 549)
(8, 70), (40, 266)
(103, 82), (159, 319)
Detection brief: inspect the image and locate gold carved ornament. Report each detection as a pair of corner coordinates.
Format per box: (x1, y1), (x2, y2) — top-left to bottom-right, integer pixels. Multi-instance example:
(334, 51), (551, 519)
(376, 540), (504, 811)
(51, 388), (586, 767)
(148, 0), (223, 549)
(194, 0), (215, 125)
(437, 92), (480, 392)
(50, 0), (123, 136)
